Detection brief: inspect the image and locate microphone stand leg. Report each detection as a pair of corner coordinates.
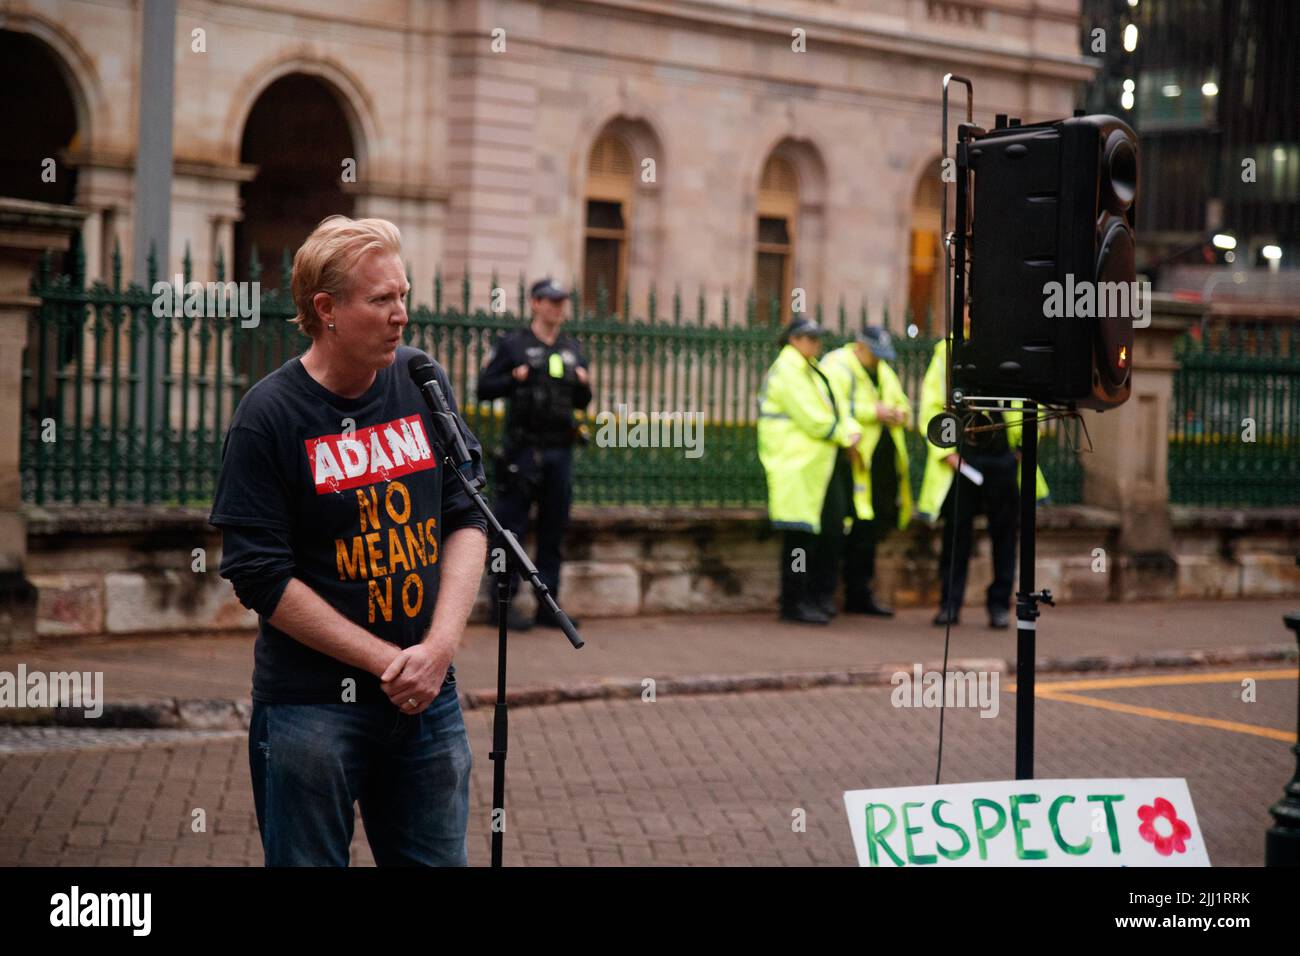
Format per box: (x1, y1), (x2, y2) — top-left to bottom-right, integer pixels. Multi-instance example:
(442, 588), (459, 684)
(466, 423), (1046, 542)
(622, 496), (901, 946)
(489, 567), (510, 867)
(422, 435), (580, 866)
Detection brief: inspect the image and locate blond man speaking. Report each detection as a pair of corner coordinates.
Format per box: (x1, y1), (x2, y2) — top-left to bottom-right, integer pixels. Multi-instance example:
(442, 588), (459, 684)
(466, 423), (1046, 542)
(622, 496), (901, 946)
(211, 216), (487, 866)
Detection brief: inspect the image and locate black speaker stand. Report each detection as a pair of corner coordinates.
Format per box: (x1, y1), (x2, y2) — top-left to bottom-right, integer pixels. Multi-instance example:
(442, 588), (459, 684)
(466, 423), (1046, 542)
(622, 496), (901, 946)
(1014, 401), (1054, 780)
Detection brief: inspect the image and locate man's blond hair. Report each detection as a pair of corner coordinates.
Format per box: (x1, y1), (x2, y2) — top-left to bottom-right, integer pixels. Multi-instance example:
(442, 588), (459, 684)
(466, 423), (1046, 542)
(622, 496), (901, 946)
(291, 215), (402, 337)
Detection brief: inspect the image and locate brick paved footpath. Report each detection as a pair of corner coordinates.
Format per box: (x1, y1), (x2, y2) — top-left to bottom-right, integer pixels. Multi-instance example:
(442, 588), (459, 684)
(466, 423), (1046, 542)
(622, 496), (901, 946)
(1, 664), (1293, 866)
(0, 599), (1295, 708)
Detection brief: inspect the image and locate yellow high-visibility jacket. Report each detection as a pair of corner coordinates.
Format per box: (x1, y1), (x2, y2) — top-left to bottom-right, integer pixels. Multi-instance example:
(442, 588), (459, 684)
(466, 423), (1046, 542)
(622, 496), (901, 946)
(757, 344), (858, 533)
(916, 338), (1050, 520)
(819, 344), (914, 528)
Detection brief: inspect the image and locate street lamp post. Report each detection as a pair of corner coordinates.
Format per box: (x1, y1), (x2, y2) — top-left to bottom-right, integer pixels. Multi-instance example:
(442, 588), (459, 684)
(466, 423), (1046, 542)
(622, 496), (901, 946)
(131, 0), (175, 453)
(1266, 605), (1300, 866)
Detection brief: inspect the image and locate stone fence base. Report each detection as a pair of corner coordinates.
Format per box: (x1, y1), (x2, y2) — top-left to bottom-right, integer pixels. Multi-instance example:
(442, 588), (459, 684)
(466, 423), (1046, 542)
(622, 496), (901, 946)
(10, 504), (1300, 646)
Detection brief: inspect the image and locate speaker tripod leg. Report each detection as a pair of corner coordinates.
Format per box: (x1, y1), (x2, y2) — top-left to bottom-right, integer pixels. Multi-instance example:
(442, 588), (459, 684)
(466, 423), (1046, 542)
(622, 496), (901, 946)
(1015, 402), (1038, 781)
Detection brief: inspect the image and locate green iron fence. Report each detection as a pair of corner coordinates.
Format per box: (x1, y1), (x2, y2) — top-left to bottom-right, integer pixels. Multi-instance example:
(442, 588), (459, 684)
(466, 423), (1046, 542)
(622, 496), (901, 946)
(1170, 315), (1300, 506)
(20, 239), (1085, 510)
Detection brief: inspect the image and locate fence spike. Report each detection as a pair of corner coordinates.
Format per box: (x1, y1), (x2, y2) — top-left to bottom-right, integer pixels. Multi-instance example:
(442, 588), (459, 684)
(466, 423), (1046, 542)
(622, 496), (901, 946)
(14, 261), (1111, 510)
(34, 249), (50, 294)
(71, 231), (85, 286)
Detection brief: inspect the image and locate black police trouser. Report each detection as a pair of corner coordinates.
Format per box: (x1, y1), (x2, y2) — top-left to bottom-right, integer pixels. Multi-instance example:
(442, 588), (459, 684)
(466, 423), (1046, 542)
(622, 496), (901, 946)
(936, 451), (1019, 615)
(779, 450), (853, 613)
(494, 443), (573, 606)
(843, 517), (890, 602)
(842, 460), (900, 602)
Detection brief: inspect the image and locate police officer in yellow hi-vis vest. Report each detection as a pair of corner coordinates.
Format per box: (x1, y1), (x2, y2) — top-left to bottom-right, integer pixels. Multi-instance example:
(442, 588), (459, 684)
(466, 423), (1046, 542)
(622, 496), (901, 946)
(820, 327), (914, 617)
(917, 336), (1050, 628)
(757, 319), (862, 625)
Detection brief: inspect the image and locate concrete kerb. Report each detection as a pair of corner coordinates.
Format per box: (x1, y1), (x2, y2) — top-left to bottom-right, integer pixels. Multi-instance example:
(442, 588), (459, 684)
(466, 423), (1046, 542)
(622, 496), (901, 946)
(1, 644), (1294, 730)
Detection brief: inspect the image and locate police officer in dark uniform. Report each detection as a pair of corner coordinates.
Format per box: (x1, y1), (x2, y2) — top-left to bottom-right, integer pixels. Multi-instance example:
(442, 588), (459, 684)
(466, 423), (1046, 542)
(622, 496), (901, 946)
(478, 278), (592, 630)
(918, 334), (1049, 629)
(933, 407), (1019, 628)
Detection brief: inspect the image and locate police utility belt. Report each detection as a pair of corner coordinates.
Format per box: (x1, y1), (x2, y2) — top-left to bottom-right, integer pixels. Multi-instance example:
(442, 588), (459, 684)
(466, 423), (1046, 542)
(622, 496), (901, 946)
(507, 374), (580, 448)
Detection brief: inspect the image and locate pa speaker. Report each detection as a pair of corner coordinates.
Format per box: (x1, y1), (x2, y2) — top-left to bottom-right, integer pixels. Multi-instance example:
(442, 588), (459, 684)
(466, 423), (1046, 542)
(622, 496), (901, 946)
(955, 114), (1138, 409)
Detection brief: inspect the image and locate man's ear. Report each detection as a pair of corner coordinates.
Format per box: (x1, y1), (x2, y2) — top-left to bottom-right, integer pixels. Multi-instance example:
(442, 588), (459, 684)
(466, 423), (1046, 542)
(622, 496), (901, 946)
(313, 291), (334, 325)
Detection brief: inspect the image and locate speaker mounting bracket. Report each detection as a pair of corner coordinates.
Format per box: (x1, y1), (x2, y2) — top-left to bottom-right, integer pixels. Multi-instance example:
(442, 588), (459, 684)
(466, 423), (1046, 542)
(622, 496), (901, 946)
(941, 72), (974, 417)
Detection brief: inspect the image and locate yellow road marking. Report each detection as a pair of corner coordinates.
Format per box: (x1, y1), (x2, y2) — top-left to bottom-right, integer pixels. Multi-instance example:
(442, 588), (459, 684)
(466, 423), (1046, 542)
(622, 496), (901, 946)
(1007, 668), (1298, 694)
(1002, 669), (1298, 742)
(1024, 690), (1296, 743)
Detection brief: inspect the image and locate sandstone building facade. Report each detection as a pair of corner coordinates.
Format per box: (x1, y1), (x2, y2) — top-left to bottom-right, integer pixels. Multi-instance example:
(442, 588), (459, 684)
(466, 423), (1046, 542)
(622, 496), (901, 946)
(3, 0), (1090, 326)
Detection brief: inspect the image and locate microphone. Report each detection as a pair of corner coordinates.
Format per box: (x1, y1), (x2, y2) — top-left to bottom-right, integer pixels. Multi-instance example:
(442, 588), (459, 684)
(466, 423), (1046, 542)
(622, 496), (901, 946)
(407, 354), (479, 483)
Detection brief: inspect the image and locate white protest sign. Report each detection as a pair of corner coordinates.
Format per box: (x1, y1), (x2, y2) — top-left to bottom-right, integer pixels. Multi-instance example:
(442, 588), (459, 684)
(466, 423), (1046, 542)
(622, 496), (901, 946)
(843, 778), (1209, 867)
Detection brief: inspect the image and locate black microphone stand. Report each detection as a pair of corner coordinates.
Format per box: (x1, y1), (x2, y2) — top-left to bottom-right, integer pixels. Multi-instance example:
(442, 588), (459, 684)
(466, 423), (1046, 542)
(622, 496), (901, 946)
(426, 429), (583, 868)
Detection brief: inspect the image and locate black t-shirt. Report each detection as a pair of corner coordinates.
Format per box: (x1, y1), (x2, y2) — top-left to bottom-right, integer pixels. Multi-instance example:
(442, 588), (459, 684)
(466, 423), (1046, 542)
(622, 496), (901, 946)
(210, 345), (487, 704)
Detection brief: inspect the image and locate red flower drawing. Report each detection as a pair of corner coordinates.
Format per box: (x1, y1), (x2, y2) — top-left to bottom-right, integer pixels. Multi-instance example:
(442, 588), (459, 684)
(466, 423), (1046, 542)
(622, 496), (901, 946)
(1137, 798), (1192, 856)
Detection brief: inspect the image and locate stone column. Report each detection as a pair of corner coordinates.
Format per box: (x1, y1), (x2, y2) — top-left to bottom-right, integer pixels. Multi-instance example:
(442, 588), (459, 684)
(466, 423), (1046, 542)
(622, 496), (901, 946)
(0, 198), (87, 647)
(211, 216), (235, 279)
(171, 160), (253, 279)
(66, 149), (136, 279)
(441, 2), (537, 295)
(1081, 293), (1200, 598)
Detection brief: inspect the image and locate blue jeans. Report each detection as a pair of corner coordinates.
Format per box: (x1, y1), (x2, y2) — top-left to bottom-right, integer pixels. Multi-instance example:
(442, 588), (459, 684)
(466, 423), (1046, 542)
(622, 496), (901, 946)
(248, 678), (472, 867)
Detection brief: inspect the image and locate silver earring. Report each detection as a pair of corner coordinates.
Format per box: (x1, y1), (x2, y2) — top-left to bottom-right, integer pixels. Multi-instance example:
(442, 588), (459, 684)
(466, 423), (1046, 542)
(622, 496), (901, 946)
(327, 323), (335, 330)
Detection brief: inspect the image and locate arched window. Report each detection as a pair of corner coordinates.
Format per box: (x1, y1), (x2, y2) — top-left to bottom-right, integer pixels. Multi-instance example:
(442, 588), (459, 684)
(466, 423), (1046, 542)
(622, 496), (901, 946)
(0, 30), (79, 206)
(755, 155), (798, 324)
(583, 133), (634, 315)
(908, 160), (951, 335)
(4, 28), (83, 437)
(236, 74), (358, 289)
